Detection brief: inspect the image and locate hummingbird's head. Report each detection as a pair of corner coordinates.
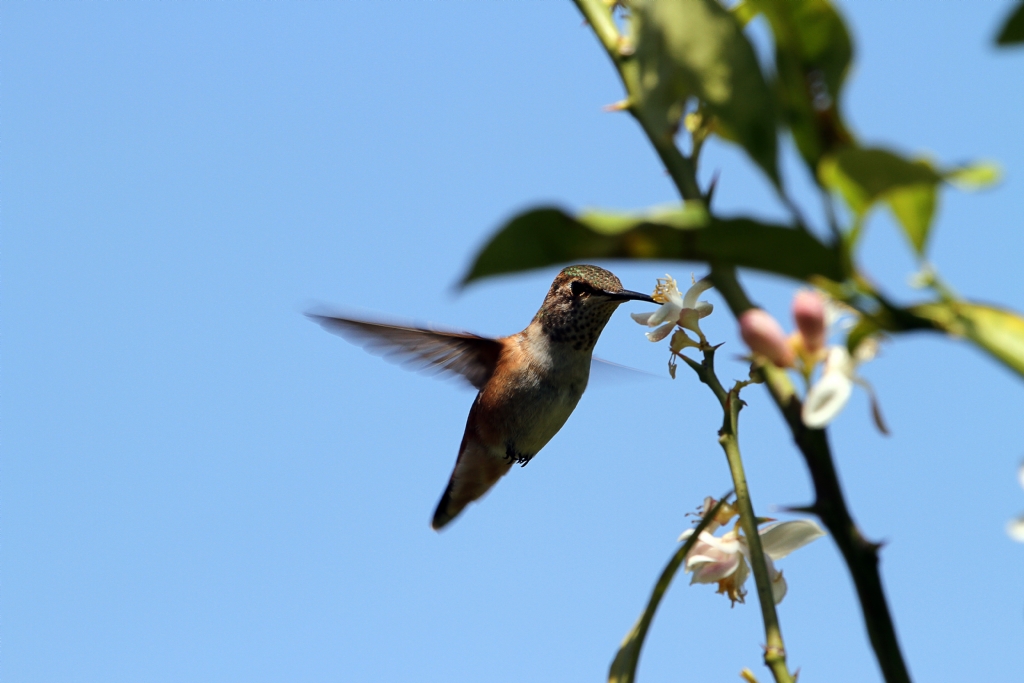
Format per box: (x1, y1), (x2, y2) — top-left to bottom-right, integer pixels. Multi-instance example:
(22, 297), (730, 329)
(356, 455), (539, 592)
(534, 265), (656, 351)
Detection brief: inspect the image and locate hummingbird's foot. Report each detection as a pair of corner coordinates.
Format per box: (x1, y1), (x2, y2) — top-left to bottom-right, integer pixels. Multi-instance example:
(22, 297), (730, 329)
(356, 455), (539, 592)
(504, 445), (535, 468)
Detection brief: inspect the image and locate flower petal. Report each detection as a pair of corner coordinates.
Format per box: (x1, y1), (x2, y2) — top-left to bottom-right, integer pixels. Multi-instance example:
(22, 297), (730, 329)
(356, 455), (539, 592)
(1007, 515), (1024, 542)
(767, 558), (788, 605)
(678, 308), (704, 336)
(683, 276), (714, 309)
(688, 554), (741, 583)
(759, 519), (826, 560)
(696, 530), (741, 554)
(648, 302), (683, 328)
(631, 311), (655, 326)
(824, 345), (856, 377)
(646, 322), (675, 342)
(694, 301), (713, 318)
(802, 367), (854, 428)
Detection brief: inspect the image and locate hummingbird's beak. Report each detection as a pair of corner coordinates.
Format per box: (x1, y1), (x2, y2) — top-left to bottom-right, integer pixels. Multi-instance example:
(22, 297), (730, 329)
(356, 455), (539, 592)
(603, 288), (657, 304)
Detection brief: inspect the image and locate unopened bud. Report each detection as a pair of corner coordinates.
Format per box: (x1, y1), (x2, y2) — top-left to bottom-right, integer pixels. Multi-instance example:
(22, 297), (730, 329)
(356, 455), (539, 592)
(792, 290), (826, 354)
(739, 308), (795, 367)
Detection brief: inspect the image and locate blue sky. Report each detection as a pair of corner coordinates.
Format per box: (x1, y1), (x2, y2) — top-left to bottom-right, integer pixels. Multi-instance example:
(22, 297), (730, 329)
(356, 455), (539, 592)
(3, 2), (1023, 681)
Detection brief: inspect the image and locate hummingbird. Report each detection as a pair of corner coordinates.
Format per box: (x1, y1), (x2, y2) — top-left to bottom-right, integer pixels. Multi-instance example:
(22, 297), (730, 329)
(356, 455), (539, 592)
(308, 264), (655, 530)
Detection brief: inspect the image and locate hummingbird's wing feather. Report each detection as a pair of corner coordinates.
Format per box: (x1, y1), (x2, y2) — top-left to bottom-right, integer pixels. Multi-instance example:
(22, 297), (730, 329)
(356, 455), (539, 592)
(307, 314), (503, 390)
(590, 357), (664, 381)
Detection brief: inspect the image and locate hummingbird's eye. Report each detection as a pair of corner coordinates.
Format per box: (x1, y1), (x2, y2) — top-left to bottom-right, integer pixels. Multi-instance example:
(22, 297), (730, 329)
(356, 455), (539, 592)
(570, 281), (590, 298)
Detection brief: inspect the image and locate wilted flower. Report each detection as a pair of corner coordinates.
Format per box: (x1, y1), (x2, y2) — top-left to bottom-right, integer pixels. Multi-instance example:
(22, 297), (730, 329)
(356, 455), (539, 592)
(632, 274), (713, 344)
(679, 497), (825, 606)
(1008, 461), (1024, 542)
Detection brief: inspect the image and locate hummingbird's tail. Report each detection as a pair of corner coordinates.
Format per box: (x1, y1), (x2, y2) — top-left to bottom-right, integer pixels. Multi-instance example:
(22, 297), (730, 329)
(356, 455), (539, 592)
(431, 440), (512, 530)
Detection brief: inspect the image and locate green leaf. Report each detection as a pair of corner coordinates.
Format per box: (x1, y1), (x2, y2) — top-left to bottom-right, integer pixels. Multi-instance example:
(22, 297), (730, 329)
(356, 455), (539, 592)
(945, 161), (1003, 191)
(756, 0), (855, 167)
(608, 495), (732, 683)
(730, 0), (758, 27)
(459, 205), (845, 286)
(996, 2), (1024, 45)
(630, 0), (780, 184)
(819, 148), (942, 212)
(819, 147), (942, 254)
(886, 183), (937, 254)
(910, 301), (1024, 378)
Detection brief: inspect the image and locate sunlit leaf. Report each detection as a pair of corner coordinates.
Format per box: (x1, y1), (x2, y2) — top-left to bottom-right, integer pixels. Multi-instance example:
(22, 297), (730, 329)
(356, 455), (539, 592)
(911, 301), (1024, 378)
(608, 495), (732, 683)
(945, 161), (1003, 191)
(756, 0), (854, 167)
(886, 184), (937, 254)
(996, 2), (1024, 45)
(819, 148), (941, 212)
(730, 0), (758, 27)
(819, 147), (942, 254)
(460, 205), (845, 286)
(630, 0), (780, 184)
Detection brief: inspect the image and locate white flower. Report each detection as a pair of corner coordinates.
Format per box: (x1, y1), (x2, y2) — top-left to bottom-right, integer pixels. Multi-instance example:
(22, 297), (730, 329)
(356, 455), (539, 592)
(631, 275), (714, 343)
(802, 339), (879, 429)
(679, 517), (825, 606)
(1008, 461), (1024, 542)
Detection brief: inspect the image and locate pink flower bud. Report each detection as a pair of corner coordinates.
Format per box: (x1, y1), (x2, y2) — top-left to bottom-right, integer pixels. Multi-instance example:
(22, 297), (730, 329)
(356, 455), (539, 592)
(792, 290), (826, 354)
(739, 308), (795, 367)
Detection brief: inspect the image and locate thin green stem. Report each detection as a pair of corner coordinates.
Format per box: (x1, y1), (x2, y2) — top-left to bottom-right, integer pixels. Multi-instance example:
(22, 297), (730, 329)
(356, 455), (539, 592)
(682, 348), (794, 683)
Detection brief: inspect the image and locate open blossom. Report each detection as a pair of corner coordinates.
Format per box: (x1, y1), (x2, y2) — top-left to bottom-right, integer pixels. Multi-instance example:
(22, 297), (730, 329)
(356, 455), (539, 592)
(679, 498), (825, 605)
(802, 339), (879, 429)
(1008, 461), (1024, 542)
(631, 274), (713, 343)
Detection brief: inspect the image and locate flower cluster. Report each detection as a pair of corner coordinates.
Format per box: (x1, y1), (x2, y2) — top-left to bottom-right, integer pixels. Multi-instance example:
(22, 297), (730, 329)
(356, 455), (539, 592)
(680, 497), (825, 606)
(738, 290), (882, 430)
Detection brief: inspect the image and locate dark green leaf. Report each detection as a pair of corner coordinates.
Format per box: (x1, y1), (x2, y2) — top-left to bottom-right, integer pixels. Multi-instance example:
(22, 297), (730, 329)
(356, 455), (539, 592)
(910, 301), (1024, 378)
(996, 3), (1024, 45)
(819, 147), (942, 254)
(630, 0), (780, 184)
(756, 0), (855, 167)
(460, 205), (844, 286)
(608, 495), (732, 683)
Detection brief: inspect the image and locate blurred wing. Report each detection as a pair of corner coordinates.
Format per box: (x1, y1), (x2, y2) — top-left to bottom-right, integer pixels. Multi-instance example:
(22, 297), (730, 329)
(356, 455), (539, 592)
(307, 313), (502, 390)
(590, 357), (664, 383)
